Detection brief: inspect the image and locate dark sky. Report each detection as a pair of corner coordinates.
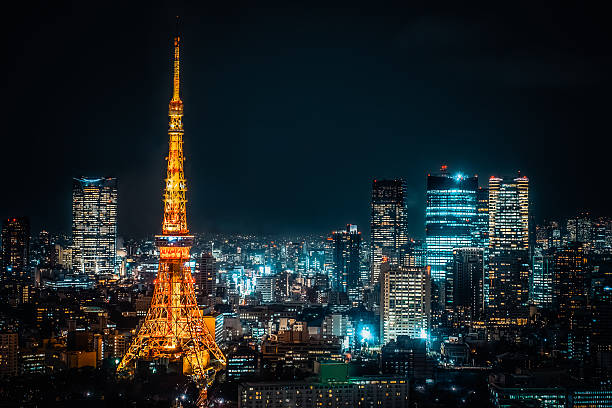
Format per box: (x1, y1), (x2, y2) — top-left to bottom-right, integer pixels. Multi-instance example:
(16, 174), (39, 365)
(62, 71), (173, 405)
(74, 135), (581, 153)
(2, 2), (611, 238)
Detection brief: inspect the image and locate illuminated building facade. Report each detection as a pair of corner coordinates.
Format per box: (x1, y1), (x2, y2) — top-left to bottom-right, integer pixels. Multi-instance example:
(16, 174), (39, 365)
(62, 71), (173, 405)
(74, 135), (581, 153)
(449, 248), (484, 321)
(239, 376), (410, 408)
(380, 262), (430, 344)
(486, 175), (530, 325)
(329, 224), (361, 293)
(195, 252), (217, 302)
(71, 177), (117, 275)
(488, 175), (529, 251)
(530, 248), (554, 308)
(117, 29), (225, 405)
(425, 167), (478, 306)
(370, 179), (408, 285)
(475, 187), (489, 248)
(1, 217), (30, 281)
(554, 242), (587, 320)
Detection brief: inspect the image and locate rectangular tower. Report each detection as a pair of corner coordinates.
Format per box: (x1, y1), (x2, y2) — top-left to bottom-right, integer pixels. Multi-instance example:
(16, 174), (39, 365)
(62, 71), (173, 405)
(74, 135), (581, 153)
(370, 179), (408, 285)
(380, 262), (430, 344)
(486, 175), (530, 325)
(449, 248), (484, 321)
(329, 224), (361, 293)
(530, 248), (554, 309)
(425, 168), (478, 307)
(195, 252), (217, 302)
(71, 177), (118, 275)
(1, 217), (30, 281)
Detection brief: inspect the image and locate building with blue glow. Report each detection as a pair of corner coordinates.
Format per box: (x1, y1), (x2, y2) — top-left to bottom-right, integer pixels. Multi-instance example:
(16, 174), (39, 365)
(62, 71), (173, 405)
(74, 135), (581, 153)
(530, 248), (554, 309)
(425, 167), (478, 307)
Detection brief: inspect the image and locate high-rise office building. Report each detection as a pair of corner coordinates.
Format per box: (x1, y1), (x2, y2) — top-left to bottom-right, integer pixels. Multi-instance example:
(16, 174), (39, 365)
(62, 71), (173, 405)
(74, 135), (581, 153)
(425, 167), (478, 306)
(71, 177), (118, 275)
(448, 248), (484, 321)
(1, 217), (30, 281)
(370, 179), (408, 285)
(530, 248), (554, 308)
(486, 175), (530, 325)
(195, 252), (217, 302)
(475, 187), (489, 248)
(488, 175), (529, 250)
(554, 242), (587, 321)
(380, 262), (430, 344)
(329, 224), (361, 293)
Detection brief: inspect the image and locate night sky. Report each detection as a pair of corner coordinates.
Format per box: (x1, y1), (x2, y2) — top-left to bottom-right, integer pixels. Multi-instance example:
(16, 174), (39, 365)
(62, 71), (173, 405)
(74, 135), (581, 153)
(2, 2), (611, 238)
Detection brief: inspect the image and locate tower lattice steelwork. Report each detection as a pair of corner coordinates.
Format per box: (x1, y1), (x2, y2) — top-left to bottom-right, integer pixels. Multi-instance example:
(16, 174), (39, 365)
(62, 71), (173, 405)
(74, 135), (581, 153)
(117, 28), (226, 405)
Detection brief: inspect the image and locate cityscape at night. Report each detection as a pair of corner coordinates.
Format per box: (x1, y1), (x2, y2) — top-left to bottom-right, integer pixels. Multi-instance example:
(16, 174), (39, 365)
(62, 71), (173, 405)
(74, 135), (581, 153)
(2, 3), (612, 408)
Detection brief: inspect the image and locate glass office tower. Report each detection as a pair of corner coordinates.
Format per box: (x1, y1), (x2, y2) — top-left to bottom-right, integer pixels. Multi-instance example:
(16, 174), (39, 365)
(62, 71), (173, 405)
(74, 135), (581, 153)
(370, 179), (408, 285)
(486, 174), (530, 325)
(72, 177), (118, 275)
(425, 167), (478, 306)
(329, 224), (361, 293)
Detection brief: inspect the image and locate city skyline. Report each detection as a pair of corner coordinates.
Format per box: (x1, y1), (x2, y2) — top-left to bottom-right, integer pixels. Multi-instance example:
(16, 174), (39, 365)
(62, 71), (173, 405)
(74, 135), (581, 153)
(3, 5), (612, 407)
(3, 3), (612, 237)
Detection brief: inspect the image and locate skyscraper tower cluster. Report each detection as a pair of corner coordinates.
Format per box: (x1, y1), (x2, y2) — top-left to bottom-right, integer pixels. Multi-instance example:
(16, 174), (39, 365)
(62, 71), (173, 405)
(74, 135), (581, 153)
(372, 167), (535, 345)
(371, 179), (431, 344)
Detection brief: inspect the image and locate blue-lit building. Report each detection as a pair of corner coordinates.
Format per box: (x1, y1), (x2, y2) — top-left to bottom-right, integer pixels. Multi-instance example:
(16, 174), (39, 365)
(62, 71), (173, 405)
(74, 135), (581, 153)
(425, 167), (479, 307)
(530, 248), (554, 309)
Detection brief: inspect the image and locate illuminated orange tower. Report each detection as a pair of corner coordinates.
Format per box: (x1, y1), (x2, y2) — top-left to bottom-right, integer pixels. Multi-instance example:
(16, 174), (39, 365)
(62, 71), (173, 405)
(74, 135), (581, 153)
(117, 26), (226, 405)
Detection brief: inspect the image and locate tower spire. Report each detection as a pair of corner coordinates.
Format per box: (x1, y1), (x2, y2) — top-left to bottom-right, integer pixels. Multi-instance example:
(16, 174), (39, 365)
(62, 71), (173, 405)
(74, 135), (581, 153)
(172, 16), (181, 102)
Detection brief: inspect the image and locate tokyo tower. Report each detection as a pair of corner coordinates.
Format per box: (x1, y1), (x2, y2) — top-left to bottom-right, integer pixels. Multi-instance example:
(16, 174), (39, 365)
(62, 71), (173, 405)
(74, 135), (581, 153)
(117, 25), (226, 405)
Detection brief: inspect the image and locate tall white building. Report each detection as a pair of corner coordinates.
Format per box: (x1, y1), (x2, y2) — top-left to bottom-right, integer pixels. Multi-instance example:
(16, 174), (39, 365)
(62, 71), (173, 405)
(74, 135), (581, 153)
(380, 263), (430, 344)
(72, 177), (118, 275)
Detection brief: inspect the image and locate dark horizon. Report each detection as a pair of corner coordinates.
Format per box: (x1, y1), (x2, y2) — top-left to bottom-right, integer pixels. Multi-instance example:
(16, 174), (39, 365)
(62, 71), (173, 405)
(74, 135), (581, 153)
(2, 2), (611, 238)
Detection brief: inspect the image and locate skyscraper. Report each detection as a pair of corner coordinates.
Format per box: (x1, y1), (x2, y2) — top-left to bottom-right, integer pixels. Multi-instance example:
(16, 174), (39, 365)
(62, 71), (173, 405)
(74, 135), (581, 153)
(488, 175), (529, 251)
(425, 167), (478, 306)
(475, 187), (489, 248)
(530, 248), (554, 309)
(370, 179), (408, 285)
(71, 177), (118, 275)
(486, 174), (530, 325)
(1, 217), (30, 281)
(449, 248), (484, 321)
(380, 262), (430, 344)
(329, 224), (361, 293)
(554, 242), (587, 321)
(195, 252), (217, 302)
